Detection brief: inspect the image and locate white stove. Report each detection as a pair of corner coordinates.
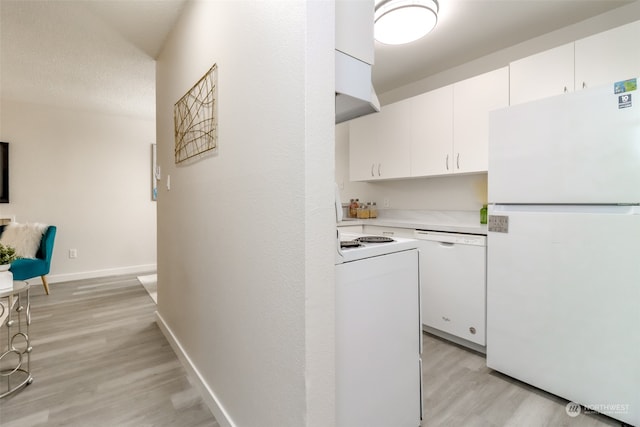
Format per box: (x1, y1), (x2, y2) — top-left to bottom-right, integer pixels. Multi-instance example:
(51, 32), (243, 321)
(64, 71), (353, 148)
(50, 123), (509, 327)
(334, 229), (423, 426)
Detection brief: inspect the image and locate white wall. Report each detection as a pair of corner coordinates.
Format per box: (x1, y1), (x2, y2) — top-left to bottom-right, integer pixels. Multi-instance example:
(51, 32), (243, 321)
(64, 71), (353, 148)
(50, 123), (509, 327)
(0, 100), (157, 282)
(155, 1), (334, 426)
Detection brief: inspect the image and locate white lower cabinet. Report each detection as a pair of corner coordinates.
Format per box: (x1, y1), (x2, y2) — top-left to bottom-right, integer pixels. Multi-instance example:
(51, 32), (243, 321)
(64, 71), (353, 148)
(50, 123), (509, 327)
(414, 231), (487, 347)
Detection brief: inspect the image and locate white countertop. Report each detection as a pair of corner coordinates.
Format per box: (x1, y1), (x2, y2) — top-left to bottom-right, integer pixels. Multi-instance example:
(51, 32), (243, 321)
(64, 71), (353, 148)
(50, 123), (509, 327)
(338, 209), (488, 235)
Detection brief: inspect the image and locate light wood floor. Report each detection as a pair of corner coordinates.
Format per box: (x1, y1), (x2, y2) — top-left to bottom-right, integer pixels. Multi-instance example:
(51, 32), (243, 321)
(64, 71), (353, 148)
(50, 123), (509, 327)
(0, 275), (627, 427)
(421, 334), (624, 427)
(0, 275), (219, 427)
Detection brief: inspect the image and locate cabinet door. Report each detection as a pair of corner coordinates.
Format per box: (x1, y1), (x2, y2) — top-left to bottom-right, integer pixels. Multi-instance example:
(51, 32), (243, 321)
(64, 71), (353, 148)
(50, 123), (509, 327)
(453, 67), (509, 174)
(575, 20), (640, 91)
(376, 101), (412, 179)
(409, 85), (454, 177)
(510, 43), (574, 105)
(349, 113), (380, 181)
(349, 100), (411, 181)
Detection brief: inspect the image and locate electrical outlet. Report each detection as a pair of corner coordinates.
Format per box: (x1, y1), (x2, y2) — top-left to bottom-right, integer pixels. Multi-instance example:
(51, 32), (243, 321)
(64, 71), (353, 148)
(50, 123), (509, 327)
(383, 198), (390, 208)
(69, 249), (78, 259)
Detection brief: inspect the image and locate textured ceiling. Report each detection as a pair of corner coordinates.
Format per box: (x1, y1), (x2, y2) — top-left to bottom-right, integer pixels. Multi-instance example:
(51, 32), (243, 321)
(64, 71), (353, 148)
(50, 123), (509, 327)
(0, 0), (637, 120)
(0, 0), (186, 119)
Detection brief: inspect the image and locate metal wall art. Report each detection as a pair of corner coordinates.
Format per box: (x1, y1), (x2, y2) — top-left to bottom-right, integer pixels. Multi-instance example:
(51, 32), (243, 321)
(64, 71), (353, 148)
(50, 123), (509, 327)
(174, 64), (218, 163)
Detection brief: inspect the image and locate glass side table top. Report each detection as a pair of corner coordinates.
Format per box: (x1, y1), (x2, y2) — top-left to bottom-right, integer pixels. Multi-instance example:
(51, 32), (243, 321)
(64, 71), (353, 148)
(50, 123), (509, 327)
(0, 281), (29, 298)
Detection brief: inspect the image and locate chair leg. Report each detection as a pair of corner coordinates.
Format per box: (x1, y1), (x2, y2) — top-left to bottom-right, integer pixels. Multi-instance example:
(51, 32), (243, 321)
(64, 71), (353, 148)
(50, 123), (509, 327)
(41, 275), (50, 295)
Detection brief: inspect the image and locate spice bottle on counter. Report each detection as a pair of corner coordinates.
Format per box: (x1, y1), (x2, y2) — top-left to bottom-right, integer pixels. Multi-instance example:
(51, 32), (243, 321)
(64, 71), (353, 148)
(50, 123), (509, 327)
(349, 199), (359, 218)
(357, 203), (370, 219)
(369, 202), (378, 218)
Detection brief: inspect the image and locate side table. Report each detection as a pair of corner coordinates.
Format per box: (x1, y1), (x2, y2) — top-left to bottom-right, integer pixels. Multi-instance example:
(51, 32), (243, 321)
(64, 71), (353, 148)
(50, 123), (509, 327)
(0, 281), (33, 398)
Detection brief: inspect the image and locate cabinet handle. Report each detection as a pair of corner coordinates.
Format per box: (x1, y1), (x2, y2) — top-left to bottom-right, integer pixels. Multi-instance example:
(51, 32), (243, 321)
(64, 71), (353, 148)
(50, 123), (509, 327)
(445, 155), (449, 171)
(563, 86), (568, 93)
(582, 81), (587, 89)
(456, 153), (460, 169)
(371, 164), (375, 177)
(442, 316), (451, 322)
(378, 163), (381, 176)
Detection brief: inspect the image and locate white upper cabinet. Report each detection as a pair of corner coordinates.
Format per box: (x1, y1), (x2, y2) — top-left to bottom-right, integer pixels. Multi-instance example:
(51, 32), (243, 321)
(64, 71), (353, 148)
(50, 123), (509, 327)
(575, 20), (640, 91)
(335, 0), (374, 65)
(511, 20), (640, 105)
(349, 100), (412, 181)
(453, 67), (509, 174)
(409, 85), (454, 177)
(410, 67), (508, 177)
(509, 43), (575, 105)
(349, 111), (379, 181)
(351, 67), (507, 181)
(346, 21), (639, 182)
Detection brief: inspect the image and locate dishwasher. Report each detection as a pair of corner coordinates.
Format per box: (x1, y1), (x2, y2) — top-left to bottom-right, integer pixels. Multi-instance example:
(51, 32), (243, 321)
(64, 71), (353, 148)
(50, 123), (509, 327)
(414, 230), (487, 348)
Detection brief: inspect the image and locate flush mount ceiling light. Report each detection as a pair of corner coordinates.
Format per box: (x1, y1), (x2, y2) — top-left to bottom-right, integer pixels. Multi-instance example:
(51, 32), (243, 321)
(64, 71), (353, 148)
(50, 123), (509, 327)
(374, 0), (439, 45)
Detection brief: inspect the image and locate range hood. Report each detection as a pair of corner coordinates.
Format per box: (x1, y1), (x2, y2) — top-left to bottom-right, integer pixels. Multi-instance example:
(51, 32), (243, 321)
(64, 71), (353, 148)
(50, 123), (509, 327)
(335, 50), (380, 124)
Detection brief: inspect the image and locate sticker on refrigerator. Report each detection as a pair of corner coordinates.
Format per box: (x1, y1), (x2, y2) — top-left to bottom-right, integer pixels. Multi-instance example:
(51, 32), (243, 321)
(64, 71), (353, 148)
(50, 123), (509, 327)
(488, 215), (509, 233)
(614, 78), (637, 94)
(618, 93), (632, 109)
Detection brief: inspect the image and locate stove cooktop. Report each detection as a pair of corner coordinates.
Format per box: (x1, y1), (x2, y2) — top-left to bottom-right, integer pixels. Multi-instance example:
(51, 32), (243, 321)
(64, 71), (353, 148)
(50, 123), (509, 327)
(337, 232), (418, 263)
(340, 235), (396, 249)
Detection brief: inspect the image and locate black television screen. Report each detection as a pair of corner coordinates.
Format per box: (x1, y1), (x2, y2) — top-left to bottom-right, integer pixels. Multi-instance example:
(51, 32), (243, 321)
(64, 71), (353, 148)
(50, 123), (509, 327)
(0, 142), (8, 203)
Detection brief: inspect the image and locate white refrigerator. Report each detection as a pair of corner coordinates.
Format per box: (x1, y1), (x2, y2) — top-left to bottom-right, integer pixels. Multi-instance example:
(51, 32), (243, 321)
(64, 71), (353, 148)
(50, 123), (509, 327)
(487, 78), (640, 426)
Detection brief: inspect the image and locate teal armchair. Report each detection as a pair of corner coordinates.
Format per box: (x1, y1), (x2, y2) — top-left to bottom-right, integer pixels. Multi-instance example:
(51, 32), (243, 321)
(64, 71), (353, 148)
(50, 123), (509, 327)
(0, 224), (57, 294)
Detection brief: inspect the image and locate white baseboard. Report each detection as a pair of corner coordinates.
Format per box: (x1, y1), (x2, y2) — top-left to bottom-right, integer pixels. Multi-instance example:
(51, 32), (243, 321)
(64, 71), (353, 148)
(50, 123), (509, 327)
(43, 264), (157, 284)
(155, 311), (235, 427)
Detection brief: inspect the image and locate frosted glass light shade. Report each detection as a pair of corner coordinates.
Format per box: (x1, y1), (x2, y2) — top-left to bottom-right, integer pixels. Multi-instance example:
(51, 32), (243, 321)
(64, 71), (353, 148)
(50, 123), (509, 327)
(374, 0), (439, 45)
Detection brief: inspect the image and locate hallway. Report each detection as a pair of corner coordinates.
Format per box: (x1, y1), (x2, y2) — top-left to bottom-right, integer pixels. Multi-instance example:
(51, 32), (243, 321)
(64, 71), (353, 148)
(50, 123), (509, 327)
(0, 275), (217, 427)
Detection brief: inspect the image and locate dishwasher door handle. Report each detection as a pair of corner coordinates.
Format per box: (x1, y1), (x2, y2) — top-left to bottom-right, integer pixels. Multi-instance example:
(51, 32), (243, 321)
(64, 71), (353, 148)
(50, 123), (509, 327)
(439, 242), (455, 247)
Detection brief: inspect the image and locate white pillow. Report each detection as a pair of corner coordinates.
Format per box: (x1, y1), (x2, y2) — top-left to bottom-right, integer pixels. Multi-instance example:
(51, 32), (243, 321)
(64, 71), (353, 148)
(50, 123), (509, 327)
(0, 222), (48, 259)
